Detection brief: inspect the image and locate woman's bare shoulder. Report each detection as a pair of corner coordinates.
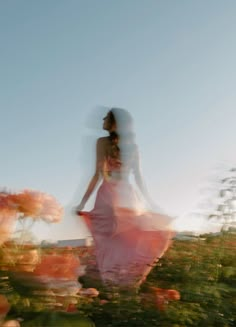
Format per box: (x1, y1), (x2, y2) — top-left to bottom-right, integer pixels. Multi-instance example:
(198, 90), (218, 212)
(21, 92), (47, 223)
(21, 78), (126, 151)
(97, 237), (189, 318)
(96, 137), (110, 149)
(97, 136), (110, 144)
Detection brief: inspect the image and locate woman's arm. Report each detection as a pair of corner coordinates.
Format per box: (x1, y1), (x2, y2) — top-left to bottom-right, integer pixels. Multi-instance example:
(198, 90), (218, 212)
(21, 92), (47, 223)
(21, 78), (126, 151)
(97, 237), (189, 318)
(76, 138), (105, 212)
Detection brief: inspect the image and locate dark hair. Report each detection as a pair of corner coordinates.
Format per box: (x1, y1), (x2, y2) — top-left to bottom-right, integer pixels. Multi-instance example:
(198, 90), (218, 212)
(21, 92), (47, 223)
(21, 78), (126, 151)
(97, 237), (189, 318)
(109, 108), (135, 143)
(108, 108), (137, 167)
(107, 111), (118, 143)
(108, 110), (116, 128)
(110, 108), (133, 133)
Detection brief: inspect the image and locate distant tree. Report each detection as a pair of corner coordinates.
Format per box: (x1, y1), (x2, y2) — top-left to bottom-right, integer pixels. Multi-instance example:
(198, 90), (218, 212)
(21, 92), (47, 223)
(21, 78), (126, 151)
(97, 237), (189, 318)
(208, 167), (236, 230)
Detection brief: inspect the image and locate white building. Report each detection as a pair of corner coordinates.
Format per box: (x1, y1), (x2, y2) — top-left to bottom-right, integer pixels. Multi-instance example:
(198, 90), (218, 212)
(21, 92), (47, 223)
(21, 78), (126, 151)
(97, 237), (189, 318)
(56, 237), (93, 247)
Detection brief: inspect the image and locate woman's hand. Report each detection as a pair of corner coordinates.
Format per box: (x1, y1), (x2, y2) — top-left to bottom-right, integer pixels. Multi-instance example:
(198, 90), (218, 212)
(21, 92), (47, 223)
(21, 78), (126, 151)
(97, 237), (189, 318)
(75, 202), (85, 215)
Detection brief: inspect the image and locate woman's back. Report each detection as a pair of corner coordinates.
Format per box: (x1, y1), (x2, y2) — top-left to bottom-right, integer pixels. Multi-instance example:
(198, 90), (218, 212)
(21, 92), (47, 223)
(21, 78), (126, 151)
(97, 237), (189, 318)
(98, 135), (137, 181)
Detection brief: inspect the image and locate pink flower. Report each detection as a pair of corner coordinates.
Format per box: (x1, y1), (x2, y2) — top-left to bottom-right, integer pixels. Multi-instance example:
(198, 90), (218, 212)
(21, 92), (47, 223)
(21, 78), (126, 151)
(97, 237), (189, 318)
(9, 191), (43, 218)
(37, 193), (63, 223)
(9, 190), (63, 223)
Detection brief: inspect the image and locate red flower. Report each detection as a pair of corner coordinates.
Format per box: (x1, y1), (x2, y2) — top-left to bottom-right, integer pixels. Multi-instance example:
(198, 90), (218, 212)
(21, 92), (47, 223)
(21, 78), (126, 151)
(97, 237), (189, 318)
(0, 294), (10, 317)
(66, 303), (77, 313)
(33, 253), (80, 280)
(147, 287), (180, 311)
(155, 295), (167, 311)
(166, 289), (181, 300)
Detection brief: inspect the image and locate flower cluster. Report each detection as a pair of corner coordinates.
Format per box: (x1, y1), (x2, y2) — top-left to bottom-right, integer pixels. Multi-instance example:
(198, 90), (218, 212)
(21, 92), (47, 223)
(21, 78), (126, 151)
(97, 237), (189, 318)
(141, 287), (180, 311)
(1, 243), (100, 317)
(0, 190), (63, 223)
(0, 190), (63, 245)
(9, 190), (63, 223)
(33, 250), (81, 280)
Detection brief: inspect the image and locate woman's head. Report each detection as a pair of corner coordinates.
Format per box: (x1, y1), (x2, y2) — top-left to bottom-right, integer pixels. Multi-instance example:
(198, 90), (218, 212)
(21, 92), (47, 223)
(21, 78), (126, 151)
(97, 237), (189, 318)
(102, 108), (136, 165)
(103, 111), (116, 132)
(103, 108), (133, 135)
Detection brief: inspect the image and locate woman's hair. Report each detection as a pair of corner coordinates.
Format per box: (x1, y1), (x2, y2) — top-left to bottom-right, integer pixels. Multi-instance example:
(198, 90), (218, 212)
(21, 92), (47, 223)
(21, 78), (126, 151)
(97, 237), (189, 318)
(108, 108), (137, 163)
(108, 107), (135, 143)
(109, 108), (133, 136)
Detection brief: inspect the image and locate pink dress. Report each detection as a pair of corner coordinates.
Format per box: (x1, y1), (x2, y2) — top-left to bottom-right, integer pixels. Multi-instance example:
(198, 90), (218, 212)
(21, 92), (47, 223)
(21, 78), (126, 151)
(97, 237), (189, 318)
(80, 153), (174, 286)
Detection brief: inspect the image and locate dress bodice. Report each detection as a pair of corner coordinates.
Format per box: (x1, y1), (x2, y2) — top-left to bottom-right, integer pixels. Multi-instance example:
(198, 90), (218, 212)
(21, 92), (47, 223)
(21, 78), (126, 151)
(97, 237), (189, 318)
(102, 156), (125, 181)
(102, 153), (134, 181)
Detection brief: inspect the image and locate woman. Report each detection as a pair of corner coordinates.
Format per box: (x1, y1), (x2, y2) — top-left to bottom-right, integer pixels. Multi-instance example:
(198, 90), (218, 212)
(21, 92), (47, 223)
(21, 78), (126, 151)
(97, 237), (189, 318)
(76, 108), (174, 286)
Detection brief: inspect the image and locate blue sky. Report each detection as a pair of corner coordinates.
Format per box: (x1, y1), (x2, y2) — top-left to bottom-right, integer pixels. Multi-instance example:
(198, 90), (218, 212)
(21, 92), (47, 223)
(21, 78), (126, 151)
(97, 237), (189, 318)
(1, 1), (236, 240)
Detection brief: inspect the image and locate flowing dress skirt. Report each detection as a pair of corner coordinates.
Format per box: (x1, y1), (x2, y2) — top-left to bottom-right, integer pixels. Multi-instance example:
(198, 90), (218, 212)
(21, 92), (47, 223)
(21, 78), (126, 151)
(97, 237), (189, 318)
(80, 179), (174, 286)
